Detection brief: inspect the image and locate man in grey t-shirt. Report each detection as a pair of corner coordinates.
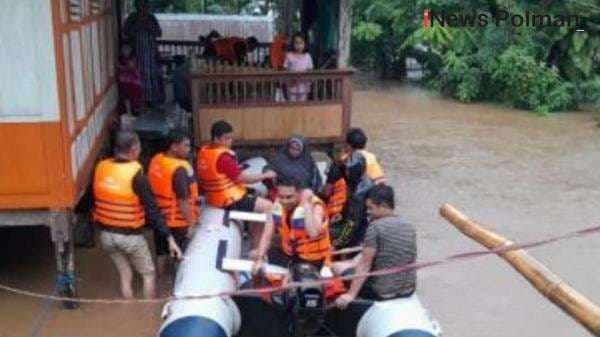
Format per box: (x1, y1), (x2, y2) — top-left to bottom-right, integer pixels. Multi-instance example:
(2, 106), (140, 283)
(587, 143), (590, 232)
(334, 184), (416, 309)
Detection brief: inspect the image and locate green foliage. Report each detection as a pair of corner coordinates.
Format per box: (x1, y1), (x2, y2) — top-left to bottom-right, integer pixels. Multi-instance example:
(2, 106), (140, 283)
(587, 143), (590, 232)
(350, 0), (420, 74)
(574, 76), (600, 109)
(491, 46), (574, 115)
(206, 3), (227, 14)
(353, 22), (383, 41)
(351, 0), (600, 114)
(441, 52), (481, 102)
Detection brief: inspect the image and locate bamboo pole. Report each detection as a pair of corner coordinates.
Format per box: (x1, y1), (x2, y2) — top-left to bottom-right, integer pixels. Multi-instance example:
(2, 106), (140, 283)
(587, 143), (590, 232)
(439, 203), (600, 336)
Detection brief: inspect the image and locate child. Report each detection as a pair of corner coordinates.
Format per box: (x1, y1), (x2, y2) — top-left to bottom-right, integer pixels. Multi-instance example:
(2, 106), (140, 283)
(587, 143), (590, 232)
(118, 44), (144, 114)
(284, 33), (313, 102)
(330, 128), (385, 248)
(344, 128), (385, 185)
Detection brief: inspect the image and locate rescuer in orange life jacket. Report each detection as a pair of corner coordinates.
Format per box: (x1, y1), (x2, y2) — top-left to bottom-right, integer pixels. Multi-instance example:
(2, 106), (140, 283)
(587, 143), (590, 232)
(251, 175), (333, 274)
(148, 129), (199, 275)
(196, 120), (276, 248)
(93, 131), (182, 299)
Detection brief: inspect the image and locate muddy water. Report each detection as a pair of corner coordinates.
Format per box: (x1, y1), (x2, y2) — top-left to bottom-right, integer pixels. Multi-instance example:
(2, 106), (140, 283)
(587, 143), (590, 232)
(1, 83), (600, 337)
(0, 227), (165, 337)
(354, 83), (600, 337)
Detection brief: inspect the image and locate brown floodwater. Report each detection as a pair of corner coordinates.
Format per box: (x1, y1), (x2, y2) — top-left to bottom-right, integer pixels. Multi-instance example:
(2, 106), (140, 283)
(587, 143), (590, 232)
(1, 82), (599, 337)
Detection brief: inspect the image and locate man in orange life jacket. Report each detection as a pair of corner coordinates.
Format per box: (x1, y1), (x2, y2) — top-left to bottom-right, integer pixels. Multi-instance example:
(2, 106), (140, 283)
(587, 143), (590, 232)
(148, 130), (198, 274)
(93, 131), (182, 299)
(251, 175), (332, 274)
(196, 120), (276, 247)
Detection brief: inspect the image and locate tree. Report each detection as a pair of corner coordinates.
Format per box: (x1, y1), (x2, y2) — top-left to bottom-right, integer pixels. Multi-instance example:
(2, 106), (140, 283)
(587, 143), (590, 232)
(351, 0), (600, 113)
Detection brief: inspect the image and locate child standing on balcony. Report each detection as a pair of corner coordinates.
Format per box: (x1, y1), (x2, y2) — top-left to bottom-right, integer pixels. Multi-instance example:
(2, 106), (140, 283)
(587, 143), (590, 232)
(118, 44), (144, 115)
(284, 33), (313, 102)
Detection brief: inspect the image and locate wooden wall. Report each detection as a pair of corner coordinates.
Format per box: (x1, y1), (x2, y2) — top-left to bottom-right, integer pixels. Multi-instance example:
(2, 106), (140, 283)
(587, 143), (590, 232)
(191, 69), (353, 148)
(0, 0), (66, 209)
(0, 0), (118, 210)
(56, 0), (119, 206)
(0, 123), (68, 209)
(196, 104), (344, 145)
(0, 0), (60, 123)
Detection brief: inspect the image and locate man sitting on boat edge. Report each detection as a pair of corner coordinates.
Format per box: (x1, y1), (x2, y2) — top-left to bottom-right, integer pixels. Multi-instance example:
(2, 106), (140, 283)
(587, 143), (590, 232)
(196, 120), (276, 248)
(334, 184), (417, 309)
(251, 175), (332, 272)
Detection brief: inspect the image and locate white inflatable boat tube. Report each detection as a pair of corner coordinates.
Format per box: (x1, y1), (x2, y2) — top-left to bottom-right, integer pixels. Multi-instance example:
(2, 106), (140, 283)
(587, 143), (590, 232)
(158, 207), (243, 337)
(357, 294), (442, 337)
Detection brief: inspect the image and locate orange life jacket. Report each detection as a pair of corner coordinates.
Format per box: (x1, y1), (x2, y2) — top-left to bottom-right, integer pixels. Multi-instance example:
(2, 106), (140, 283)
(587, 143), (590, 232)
(326, 178), (347, 219)
(324, 278), (347, 301)
(93, 159), (145, 229)
(196, 144), (247, 208)
(213, 37), (246, 63)
(273, 196), (332, 264)
(148, 153), (199, 228)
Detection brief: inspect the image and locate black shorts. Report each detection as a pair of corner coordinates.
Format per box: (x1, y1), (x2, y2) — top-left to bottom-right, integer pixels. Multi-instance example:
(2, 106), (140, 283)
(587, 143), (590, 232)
(154, 227), (189, 256)
(225, 193), (257, 213)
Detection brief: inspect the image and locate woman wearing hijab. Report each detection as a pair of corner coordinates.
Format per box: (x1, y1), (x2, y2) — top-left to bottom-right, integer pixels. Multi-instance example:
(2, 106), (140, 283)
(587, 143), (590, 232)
(123, 0), (164, 106)
(267, 136), (322, 194)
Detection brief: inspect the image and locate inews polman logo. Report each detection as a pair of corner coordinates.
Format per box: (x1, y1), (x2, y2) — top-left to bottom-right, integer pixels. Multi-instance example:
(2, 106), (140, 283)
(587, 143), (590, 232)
(423, 9), (584, 29)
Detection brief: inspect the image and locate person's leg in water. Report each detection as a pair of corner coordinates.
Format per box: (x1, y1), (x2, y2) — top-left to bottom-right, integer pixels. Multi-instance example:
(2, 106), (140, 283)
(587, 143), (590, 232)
(141, 272), (157, 299)
(153, 228), (169, 275)
(156, 256), (168, 276)
(109, 251), (135, 298)
(128, 235), (158, 299)
(170, 228), (189, 276)
(100, 231), (136, 298)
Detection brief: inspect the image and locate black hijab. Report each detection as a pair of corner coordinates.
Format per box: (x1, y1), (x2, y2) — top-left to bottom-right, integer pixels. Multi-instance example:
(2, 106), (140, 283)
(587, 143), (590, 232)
(267, 136), (322, 192)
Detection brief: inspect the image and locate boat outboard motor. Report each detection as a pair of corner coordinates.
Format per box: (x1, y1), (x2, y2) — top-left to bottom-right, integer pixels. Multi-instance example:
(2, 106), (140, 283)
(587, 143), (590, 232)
(284, 263), (326, 337)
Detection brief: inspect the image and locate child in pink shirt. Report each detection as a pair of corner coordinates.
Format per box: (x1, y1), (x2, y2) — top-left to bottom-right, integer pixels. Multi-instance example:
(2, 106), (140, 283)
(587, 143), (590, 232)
(284, 33), (313, 102)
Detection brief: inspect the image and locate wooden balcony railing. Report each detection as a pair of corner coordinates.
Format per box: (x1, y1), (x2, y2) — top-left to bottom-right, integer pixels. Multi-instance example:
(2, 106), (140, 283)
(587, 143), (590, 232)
(190, 68), (353, 146)
(192, 69), (348, 106)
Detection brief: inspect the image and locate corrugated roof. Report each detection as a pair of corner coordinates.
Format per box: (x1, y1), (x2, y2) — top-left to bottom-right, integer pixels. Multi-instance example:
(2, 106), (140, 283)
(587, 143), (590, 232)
(156, 14), (275, 42)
